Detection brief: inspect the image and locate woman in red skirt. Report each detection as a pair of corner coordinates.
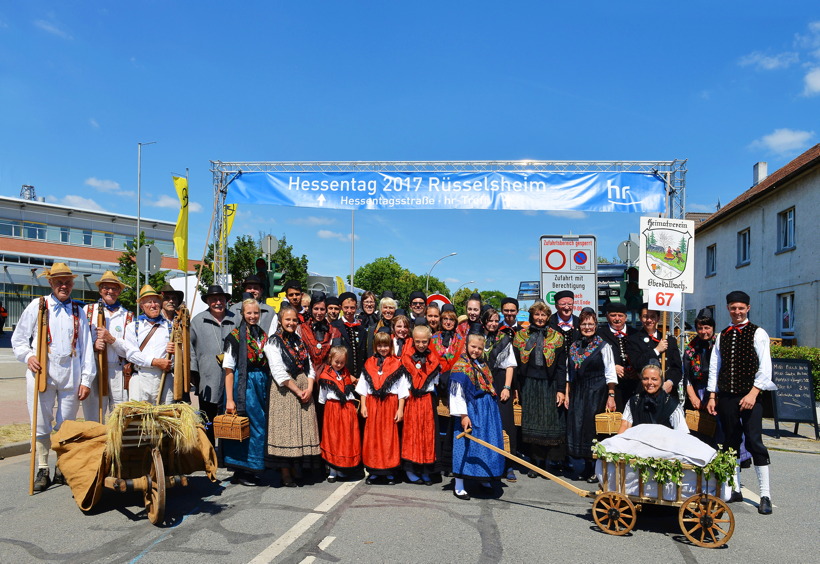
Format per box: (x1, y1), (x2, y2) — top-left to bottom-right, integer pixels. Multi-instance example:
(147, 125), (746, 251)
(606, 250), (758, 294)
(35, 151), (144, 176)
(317, 346), (361, 482)
(356, 329), (408, 485)
(400, 325), (441, 485)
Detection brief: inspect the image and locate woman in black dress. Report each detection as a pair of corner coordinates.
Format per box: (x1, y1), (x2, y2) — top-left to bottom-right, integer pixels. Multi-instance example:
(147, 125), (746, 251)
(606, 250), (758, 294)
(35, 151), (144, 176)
(566, 307), (616, 482)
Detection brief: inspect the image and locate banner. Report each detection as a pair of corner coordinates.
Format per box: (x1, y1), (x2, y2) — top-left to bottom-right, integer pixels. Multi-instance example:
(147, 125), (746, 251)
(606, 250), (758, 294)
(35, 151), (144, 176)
(226, 171), (665, 213)
(172, 176), (189, 271)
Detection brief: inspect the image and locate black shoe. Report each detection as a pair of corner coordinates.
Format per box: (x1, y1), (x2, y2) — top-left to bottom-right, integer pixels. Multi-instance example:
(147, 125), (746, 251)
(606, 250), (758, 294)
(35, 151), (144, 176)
(728, 491), (744, 503)
(33, 468), (51, 492)
(423, 479), (433, 486)
(53, 467), (67, 486)
(327, 476), (337, 483)
(407, 478), (423, 485)
(453, 490), (471, 501)
(758, 496), (772, 515)
(586, 475), (599, 484)
(282, 480), (297, 488)
(386, 477), (396, 485)
(366, 475), (378, 485)
(527, 470), (538, 479)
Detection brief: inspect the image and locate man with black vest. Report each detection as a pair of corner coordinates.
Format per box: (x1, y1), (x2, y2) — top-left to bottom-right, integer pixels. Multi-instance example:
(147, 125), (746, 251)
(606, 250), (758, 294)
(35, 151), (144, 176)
(707, 290), (776, 515)
(331, 292), (368, 379)
(597, 302), (638, 411)
(549, 290), (580, 363)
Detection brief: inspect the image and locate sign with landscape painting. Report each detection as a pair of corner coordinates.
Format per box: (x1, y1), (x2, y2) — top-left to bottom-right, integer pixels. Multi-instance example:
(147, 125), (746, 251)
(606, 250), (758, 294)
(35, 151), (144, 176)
(638, 217), (695, 294)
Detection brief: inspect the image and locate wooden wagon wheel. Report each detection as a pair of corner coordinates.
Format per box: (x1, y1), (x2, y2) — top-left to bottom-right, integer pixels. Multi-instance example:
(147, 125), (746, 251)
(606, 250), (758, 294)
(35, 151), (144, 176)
(678, 494), (734, 548)
(144, 447), (166, 525)
(592, 492), (637, 536)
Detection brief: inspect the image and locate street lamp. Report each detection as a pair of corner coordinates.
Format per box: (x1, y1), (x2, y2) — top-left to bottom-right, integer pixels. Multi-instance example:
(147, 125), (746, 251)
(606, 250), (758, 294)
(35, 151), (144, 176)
(454, 280), (475, 296)
(136, 141), (156, 297)
(426, 252), (457, 293)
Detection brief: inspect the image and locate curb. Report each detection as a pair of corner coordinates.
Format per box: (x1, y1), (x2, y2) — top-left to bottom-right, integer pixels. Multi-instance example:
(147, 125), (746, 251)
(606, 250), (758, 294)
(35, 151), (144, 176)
(0, 441), (30, 459)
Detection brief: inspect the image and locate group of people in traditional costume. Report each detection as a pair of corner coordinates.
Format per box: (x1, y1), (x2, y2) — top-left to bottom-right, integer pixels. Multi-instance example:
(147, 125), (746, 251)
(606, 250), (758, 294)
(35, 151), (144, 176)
(12, 264), (776, 514)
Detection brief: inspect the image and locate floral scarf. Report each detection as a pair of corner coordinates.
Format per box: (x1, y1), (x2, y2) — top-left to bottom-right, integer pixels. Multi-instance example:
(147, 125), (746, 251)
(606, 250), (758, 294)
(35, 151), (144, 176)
(450, 353), (495, 397)
(684, 336), (714, 384)
(570, 335), (603, 370)
(513, 325), (563, 366)
(274, 330), (310, 375)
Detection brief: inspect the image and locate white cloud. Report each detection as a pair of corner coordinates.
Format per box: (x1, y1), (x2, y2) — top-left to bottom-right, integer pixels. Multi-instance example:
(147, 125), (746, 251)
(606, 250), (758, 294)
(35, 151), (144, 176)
(89, 118), (99, 129)
(738, 51), (798, 70)
(46, 194), (106, 211)
(288, 216), (335, 226)
(750, 128), (815, 155)
(317, 229), (358, 242)
(794, 21), (820, 51)
(802, 67), (820, 96)
(444, 277), (459, 284)
(85, 177), (121, 192)
(188, 201), (203, 213)
(149, 194), (203, 212)
(33, 19), (72, 40)
(545, 210), (588, 220)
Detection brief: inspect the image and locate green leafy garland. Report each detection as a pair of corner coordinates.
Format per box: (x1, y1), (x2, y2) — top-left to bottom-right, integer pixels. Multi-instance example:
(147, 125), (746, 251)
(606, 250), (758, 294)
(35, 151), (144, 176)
(592, 441), (737, 487)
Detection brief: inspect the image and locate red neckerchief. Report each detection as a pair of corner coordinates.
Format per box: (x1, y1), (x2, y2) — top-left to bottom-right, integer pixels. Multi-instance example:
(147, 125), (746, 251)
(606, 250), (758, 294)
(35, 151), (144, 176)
(362, 354), (403, 394)
(299, 322), (334, 366)
(728, 321), (749, 333)
(401, 347), (441, 392)
(343, 317), (361, 328)
(317, 364), (355, 405)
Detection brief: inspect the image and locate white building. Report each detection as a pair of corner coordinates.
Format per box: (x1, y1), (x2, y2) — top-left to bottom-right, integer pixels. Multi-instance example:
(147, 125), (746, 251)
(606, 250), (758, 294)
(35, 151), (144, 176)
(689, 144), (820, 347)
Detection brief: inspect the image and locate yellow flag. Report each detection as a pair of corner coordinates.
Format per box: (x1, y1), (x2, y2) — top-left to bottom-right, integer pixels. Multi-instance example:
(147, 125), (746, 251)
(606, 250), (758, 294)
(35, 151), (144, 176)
(220, 204), (237, 243)
(172, 176), (189, 271)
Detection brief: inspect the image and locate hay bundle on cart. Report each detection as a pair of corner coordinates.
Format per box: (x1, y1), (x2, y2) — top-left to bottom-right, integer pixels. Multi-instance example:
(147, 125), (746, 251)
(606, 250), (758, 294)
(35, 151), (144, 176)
(53, 402), (218, 525)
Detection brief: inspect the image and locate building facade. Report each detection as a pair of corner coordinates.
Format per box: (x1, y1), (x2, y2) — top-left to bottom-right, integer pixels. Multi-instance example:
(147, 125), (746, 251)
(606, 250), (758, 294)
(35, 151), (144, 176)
(1, 192), (182, 326)
(689, 145), (820, 347)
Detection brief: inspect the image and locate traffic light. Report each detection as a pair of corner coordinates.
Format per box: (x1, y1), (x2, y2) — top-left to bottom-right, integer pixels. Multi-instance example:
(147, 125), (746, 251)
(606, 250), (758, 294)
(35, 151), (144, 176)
(269, 261), (285, 295)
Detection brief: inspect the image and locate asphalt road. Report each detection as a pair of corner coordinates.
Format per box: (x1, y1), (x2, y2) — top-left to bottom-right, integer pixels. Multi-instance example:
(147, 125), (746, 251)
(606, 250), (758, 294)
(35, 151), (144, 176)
(0, 448), (817, 564)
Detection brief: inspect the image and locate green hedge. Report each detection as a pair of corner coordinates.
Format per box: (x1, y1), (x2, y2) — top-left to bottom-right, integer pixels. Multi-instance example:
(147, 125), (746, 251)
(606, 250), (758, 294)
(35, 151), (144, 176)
(771, 345), (820, 401)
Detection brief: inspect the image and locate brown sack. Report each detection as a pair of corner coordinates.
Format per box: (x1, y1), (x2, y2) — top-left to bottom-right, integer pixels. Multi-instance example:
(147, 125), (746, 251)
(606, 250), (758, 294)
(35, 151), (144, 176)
(53, 421), (110, 512)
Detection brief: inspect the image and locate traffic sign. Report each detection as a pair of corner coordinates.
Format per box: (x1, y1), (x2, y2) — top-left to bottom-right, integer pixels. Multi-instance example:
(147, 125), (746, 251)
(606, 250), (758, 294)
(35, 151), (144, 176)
(427, 293), (451, 309)
(136, 244), (162, 276)
(540, 235), (597, 314)
(262, 235), (279, 255)
(617, 240), (639, 264)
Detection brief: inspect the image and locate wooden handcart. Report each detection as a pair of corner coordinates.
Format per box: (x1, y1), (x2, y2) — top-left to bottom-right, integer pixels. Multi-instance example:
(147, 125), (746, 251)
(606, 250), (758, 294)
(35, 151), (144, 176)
(104, 405), (200, 525)
(457, 430), (734, 548)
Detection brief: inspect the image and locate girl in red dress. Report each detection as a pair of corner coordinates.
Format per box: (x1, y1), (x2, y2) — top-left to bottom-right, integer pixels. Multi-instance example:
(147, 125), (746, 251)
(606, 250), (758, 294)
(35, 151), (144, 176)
(317, 346), (361, 482)
(400, 325), (441, 485)
(356, 329), (409, 485)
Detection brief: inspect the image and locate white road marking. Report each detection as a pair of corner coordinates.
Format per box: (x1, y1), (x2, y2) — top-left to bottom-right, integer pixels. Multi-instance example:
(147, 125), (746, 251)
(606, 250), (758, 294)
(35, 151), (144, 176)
(249, 482), (357, 564)
(298, 536), (336, 564)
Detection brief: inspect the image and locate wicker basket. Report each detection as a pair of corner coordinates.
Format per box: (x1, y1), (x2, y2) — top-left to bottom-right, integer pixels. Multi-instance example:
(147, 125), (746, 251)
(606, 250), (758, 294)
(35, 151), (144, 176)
(513, 399), (522, 427)
(595, 409), (622, 435)
(213, 413), (250, 442)
(436, 397), (450, 417)
(685, 409), (717, 436)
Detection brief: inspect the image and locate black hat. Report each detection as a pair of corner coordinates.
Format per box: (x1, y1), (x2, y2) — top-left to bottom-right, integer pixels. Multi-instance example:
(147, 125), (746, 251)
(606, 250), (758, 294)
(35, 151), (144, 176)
(160, 283), (184, 301)
(413, 316), (428, 327)
(469, 292), (482, 302)
(726, 290), (750, 305)
(283, 280), (302, 293)
(409, 290), (426, 302)
(554, 290), (574, 302)
(377, 325), (392, 334)
(695, 308), (716, 328)
(309, 292), (327, 310)
(500, 297), (519, 309)
(441, 304), (456, 314)
(467, 322), (484, 336)
(380, 290), (395, 299)
(326, 295), (340, 306)
(605, 301), (627, 314)
(395, 308), (407, 317)
(242, 274), (264, 288)
(201, 284), (230, 303)
(339, 292), (357, 304)
(481, 303), (493, 315)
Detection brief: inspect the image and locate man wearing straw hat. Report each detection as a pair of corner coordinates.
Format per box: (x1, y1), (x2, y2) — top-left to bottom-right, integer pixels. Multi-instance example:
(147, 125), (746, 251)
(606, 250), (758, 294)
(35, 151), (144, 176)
(83, 270), (133, 420)
(11, 263), (96, 491)
(104, 285), (175, 404)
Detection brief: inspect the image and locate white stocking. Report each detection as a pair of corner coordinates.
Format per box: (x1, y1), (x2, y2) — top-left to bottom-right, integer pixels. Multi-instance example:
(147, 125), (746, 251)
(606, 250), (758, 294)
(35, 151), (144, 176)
(755, 465), (771, 498)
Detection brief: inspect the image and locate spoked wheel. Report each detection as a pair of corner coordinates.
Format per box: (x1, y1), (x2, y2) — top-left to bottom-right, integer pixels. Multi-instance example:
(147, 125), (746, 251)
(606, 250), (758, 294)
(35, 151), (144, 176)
(144, 447), (166, 525)
(592, 492), (637, 536)
(679, 494), (734, 548)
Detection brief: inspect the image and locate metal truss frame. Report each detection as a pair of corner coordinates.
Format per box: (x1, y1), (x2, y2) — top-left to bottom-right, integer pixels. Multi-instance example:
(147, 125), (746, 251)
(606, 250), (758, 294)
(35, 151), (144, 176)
(210, 159), (688, 333)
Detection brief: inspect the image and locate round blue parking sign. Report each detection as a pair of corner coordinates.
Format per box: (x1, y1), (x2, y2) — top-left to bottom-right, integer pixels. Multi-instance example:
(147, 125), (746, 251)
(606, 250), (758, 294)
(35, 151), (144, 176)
(573, 251), (588, 265)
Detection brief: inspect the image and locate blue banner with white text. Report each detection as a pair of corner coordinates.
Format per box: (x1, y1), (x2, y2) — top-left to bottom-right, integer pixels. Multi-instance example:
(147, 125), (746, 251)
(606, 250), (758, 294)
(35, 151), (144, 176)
(226, 171), (665, 213)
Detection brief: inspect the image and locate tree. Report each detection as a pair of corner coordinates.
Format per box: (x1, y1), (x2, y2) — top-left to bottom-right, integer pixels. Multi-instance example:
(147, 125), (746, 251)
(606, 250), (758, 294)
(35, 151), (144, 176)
(481, 290), (507, 311)
(116, 233), (168, 310)
(200, 234), (309, 302)
(352, 255), (450, 307)
(679, 235), (688, 253)
(647, 232), (657, 246)
(452, 286), (479, 317)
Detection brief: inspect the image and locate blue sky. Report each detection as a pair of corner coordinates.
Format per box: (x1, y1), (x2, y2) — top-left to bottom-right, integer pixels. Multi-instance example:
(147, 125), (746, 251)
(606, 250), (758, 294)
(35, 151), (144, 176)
(1, 1), (818, 298)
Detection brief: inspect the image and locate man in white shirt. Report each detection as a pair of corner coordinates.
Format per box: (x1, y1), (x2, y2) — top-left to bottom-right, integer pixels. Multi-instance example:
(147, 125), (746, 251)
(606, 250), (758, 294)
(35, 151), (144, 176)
(83, 270), (133, 420)
(12, 263), (95, 491)
(707, 290), (777, 515)
(104, 285), (174, 404)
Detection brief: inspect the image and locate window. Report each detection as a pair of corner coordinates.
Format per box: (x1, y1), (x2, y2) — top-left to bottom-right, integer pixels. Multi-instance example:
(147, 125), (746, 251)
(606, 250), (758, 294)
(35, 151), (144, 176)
(0, 220), (22, 237)
(777, 208), (795, 251)
(736, 229), (750, 266)
(706, 244), (716, 276)
(778, 292), (794, 335)
(104, 232), (114, 248)
(82, 229), (92, 245)
(60, 227), (70, 243)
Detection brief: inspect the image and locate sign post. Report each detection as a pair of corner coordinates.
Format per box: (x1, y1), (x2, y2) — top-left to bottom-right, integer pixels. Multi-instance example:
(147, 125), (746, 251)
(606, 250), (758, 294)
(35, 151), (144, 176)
(539, 235), (597, 315)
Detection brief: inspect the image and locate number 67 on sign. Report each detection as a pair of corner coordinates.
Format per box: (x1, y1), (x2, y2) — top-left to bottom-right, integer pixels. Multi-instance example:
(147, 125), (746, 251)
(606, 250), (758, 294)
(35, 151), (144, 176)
(646, 289), (682, 312)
